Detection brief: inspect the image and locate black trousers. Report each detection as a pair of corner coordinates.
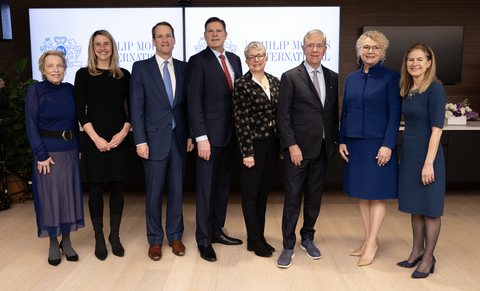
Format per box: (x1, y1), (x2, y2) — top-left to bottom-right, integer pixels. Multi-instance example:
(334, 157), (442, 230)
(281, 139), (328, 249)
(240, 128), (280, 241)
(195, 139), (235, 245)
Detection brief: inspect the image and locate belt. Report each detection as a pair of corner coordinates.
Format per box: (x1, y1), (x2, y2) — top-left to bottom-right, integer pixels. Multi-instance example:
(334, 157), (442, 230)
(38, 129), (75, 141)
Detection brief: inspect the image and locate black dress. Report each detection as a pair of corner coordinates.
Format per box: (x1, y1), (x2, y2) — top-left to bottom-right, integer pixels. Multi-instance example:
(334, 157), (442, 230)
(74, 68), (131, 183)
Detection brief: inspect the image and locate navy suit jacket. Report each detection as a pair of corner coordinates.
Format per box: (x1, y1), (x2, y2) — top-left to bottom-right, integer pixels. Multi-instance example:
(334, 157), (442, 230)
(130, 56), (188, 161)
(186, 48), (242, 147)
(339, 63), (401, 149)
(277, 62), (339, 161)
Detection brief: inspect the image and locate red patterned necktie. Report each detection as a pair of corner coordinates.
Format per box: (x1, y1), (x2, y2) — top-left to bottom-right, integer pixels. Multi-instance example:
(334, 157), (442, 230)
(219, 55), (233, 91)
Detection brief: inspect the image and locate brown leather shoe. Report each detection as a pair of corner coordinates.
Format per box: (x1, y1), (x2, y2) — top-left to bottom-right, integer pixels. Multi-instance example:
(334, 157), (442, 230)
(148, 244), (162, 261)
(169, 240), (185, 256)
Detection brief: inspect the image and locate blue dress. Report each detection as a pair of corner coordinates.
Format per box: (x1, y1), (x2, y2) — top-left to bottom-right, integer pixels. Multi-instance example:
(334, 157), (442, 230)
(398, 81), (446, 217)
(25, 80), (85, 238)
(339, 63), (402, 200)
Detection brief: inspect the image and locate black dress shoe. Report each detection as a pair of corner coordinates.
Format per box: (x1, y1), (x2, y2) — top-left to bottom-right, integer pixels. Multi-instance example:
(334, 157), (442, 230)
(247, 240), (272, 257)
(262, 237), (275, 253)
(198, 244), (217, 262)
(212, 234), (242, 245)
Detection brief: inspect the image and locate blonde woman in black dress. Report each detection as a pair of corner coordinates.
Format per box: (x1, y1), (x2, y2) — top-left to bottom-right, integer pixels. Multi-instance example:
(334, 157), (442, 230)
(74, 30), (131, 260)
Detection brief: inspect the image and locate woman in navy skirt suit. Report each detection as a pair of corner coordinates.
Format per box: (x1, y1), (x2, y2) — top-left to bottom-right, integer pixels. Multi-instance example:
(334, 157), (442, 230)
(396, 43), (446, 279)
(339, 31), (402, 266)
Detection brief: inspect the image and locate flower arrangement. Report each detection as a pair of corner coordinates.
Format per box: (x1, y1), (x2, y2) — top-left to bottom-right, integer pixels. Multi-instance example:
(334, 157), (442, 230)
(445, 99), (479, 120)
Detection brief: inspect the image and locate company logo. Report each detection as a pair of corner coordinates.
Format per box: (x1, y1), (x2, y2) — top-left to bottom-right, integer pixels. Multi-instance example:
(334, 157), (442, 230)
(194, 37), (237, 54)
(40, 36), (83, 68)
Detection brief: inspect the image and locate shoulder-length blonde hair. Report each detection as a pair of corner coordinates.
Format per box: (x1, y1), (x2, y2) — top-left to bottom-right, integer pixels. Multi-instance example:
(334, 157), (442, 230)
(399, 43), (438, 97)
(87, 30), (123, 79)
(38, 50), (67, 81)
(356, 30), (389, 65)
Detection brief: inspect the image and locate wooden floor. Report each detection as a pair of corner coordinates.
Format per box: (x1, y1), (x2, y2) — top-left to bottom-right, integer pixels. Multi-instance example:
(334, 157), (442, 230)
(1, 190), (479, 291)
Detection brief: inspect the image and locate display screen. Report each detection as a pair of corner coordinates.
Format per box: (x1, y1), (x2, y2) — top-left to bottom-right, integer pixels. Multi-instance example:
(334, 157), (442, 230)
(185, 7), (340, 79)
(363, 26), (464, 84)
(29, 7), (340, 83)
(29, 8), (184, 84)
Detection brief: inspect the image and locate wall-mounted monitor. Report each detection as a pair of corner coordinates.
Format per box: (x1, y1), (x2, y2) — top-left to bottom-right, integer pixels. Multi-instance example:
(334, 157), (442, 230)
(363, 26), (464, 84)
(29, 8), (184, 84)
(186, 7), (340, 79)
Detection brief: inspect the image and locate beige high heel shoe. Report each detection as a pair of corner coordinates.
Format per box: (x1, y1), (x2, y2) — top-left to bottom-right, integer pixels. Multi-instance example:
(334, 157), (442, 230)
(350, 237), (379, 257)
(358, 243), (378, 266)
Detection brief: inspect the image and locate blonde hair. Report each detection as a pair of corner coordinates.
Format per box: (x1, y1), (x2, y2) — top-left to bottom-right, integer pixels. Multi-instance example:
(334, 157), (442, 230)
(356, 30), (389, 64)
(87, 30), (123, 79)
(38, 50), (67, 81)
(399, 43), (438, 96)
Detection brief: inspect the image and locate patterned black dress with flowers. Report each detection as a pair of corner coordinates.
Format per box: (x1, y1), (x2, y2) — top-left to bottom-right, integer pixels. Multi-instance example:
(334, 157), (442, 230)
(398, 81), (447, 217)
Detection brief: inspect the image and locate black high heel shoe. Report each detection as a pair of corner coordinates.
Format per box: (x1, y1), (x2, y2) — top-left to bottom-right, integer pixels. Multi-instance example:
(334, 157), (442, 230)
(59, 241), (79, 262)
(48, 255), (61, 266)
(397, 254), (423, 268)
(411, 256), (435, 279)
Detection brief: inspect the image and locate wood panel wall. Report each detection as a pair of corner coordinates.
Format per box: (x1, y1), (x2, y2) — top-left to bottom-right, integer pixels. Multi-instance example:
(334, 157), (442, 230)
(2, 0), (479, 108)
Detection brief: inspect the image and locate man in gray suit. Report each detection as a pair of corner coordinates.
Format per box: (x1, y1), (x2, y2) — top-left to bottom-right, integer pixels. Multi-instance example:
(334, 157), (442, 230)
(276, 29), (339, 268)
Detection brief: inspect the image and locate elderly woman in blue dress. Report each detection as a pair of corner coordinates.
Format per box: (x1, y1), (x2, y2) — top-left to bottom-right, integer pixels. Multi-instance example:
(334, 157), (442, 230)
(25, 51), (84, 266)
(396, 43), (446, 279)
(339, 31), (401, 266)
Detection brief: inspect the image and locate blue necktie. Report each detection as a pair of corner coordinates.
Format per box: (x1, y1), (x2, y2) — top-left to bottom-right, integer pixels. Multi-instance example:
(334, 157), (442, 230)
(163, 61), (175, 129)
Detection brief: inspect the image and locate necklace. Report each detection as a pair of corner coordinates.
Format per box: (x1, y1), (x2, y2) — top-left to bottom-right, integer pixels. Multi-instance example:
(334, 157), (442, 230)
(408, 86), (419, 100)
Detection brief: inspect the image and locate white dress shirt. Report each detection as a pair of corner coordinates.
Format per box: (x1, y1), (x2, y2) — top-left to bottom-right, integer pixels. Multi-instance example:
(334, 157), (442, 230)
(304, 62), (326, 106)
(155, 54), (176, 98)
(195, 48), (236, 143)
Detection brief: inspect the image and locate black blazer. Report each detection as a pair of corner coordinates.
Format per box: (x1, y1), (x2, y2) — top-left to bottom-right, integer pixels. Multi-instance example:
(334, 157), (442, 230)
(232, 71), (280, 158)
(277, 62), (339, 160)
(186, 48), (242, 147)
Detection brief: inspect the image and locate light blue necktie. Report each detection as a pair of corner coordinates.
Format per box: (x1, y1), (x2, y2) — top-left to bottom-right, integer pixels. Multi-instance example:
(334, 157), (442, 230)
(163, 60), (175, 129)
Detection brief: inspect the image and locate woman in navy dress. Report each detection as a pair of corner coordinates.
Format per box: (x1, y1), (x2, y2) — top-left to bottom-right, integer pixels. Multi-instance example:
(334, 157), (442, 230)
(397, 43), (446, 279)
(25, 51), (84, 266)
(74, 30), (131, 260)
(339, 31), (401, 266)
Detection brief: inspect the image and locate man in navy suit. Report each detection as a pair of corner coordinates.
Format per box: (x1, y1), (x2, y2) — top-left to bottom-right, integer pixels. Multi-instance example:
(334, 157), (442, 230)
(276, 29), (339, 268)
(186, 17), (243, 262)
(130, 22), (194, 261)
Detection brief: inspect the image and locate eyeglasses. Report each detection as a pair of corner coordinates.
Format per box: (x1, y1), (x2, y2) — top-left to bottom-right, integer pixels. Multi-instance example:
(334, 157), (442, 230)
(362, 45), (380, 52)
(247, 54), (265, 62)
(306, 44), (324, 50)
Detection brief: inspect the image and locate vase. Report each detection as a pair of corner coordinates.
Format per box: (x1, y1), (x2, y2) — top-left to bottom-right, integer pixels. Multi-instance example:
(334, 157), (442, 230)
(1, 175), (29, 203)
(445, 115), (467, 125)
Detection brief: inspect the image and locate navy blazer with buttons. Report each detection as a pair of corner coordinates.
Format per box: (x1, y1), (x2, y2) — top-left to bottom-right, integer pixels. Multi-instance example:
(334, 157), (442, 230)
(186, 48), (242, 147)
(130, 56), (189, 161)
(339, 62), (401, 149)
